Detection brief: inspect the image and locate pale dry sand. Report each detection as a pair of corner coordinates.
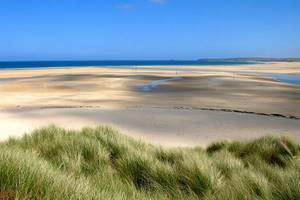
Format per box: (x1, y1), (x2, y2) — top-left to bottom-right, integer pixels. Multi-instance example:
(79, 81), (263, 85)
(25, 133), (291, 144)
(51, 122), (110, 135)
(0, 62), (299, 146)
(0, 107), (299, 147)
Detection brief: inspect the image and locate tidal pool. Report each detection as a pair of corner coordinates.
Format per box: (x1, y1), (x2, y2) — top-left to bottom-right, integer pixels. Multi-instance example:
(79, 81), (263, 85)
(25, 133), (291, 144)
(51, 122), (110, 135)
(139, 77), (183, 92)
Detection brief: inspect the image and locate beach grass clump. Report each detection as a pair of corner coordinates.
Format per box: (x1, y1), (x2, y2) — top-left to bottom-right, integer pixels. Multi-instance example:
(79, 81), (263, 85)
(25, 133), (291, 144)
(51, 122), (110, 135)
(1, 125), (300, 199)
(0, 146), (92, 200)
(206, 136), (299, 167)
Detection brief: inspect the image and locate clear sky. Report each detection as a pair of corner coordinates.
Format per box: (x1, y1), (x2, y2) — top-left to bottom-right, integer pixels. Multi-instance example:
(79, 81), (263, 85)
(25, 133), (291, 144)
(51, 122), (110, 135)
(0, 0), (299, 60)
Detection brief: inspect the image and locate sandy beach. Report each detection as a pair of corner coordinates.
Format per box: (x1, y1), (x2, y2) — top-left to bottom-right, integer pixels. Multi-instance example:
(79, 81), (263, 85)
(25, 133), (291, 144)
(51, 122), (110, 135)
(0, 62), (299, 146)
(1, 107), (300, 147)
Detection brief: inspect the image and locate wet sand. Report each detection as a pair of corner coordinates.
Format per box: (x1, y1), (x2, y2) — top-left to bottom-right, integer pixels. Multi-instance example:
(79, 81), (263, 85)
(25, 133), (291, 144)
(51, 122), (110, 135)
(0, 62), (299, 146)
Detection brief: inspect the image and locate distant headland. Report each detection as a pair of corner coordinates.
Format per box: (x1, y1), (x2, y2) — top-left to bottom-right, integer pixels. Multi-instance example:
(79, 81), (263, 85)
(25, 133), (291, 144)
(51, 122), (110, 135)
(198, 57), (300, 62)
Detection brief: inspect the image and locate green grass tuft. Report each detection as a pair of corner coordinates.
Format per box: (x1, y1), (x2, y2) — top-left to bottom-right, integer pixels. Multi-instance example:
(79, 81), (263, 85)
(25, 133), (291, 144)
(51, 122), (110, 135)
(1, 125), (300, 199)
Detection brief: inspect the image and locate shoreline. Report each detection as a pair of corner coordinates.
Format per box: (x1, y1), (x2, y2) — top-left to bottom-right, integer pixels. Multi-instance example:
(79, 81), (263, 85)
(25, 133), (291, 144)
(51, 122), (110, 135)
(0, 61), (299, 71)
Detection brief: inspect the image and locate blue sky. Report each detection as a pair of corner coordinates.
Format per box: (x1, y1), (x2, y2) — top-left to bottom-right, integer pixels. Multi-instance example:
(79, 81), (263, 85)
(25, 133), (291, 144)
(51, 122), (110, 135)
(0, 0), (299, 60)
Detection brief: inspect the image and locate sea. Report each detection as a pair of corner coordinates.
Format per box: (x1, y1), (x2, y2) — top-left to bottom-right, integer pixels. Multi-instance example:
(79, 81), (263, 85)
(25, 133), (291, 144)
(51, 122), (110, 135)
(0, 60), (257, 69)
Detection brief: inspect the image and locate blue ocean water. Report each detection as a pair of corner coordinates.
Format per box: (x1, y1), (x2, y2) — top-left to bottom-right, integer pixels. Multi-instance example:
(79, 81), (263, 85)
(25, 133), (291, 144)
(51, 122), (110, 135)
(0, 60), (257, 69)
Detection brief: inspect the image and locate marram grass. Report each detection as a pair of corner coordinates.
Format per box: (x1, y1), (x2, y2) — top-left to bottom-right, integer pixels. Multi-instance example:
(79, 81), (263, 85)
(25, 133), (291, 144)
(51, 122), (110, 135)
(0, 125), (299, 199)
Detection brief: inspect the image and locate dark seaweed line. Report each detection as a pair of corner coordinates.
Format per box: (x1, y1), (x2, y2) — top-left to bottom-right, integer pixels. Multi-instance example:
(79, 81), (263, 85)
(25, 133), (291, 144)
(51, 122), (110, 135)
(171, 106), (300, 120)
